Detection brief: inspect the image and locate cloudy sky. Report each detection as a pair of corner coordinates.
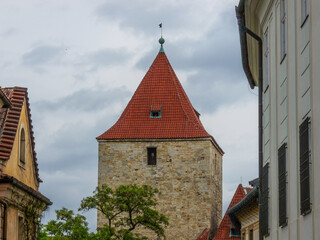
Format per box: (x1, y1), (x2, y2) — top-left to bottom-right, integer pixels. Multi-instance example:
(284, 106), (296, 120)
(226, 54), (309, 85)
(0, 0), (258, 231)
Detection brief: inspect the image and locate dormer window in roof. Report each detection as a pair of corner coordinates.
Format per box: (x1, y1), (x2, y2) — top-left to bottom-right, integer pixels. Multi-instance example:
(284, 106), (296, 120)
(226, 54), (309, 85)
(150, 104), (162, 119)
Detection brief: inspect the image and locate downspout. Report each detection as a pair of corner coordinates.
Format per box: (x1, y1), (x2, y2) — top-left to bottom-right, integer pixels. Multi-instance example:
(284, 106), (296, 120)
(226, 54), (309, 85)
(235, 2), (263, 240)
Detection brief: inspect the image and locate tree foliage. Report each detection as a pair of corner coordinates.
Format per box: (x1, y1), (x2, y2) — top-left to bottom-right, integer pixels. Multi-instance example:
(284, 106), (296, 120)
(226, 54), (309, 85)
(43, 207), (90, 240)
(40, 184), (168, 240)
(80, 184), (169, 240)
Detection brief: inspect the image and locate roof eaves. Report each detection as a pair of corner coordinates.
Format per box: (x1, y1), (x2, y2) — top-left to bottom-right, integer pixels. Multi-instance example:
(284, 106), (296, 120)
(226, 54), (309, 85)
(0, 88), (12, 108)
(0, 174), (52, 205)
(228, 186), (259, 216)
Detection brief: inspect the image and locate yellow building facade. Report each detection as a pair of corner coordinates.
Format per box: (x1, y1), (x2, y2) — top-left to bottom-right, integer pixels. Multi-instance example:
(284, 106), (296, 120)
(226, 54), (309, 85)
(0, 87), (51, 240)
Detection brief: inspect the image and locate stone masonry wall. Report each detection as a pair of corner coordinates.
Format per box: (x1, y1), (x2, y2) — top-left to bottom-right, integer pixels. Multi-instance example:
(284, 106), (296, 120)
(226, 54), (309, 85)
(98, 138), (222, 240)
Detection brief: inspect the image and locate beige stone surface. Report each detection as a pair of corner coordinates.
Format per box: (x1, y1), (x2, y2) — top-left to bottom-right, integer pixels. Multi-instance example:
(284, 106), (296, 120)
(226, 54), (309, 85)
(98, 138), (222, 240)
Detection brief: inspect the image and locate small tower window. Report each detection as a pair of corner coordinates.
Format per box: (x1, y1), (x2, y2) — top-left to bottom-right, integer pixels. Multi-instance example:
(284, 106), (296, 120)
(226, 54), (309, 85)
(150, 104), (162, 118)
(19, 128), (26, 165)
(147, 147), (157, 165)
(150, 110), (161, 118)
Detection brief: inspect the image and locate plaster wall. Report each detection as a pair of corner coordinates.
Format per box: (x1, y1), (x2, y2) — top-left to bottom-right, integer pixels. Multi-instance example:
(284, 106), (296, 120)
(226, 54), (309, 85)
(98, 139), (222, 240)
(6, 207), (18, 240)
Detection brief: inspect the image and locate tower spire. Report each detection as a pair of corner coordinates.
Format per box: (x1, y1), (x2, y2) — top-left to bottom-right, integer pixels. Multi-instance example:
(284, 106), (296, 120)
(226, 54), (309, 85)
(159, 23), (165, 53)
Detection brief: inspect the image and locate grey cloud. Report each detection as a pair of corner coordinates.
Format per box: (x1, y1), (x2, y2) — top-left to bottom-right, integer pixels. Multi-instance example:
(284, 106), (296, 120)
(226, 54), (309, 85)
(79, 48), (133, 71)
(184, 72), (257, 115)
(136, 8), (242, 75)
(33, 87), (131, 172)
(33, 87), (131, 112)
(22, 45), (64, 66)
(95, 0), (196, 35)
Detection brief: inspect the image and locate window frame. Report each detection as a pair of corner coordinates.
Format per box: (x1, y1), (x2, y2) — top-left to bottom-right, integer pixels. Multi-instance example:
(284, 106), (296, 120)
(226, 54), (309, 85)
(19, 127), (26, 167)
(299, 117), (312, 215)
(278, 143), (287, 227)
(147, 147), (157, 166)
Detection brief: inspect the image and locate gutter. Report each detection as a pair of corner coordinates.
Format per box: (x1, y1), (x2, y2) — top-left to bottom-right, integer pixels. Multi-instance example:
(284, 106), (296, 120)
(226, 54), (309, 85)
(235, 1), (263, 240)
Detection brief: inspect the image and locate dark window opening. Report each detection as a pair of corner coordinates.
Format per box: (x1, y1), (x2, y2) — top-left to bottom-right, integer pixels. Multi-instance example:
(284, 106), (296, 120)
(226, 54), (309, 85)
(150, 110), (161, 118)
(20, 129), (25, 165)
(249, 229), (253, 240)
(278, 143), (287, 227)
(147, 148), (157, 165)
(150, 104), (162, 118)
(18, 216), (24, 240)
(299, 117), (311, 215)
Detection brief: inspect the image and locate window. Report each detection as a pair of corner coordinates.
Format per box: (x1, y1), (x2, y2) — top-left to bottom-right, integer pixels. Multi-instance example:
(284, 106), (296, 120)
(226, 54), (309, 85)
(249, 229), (253, 240)
(19, 128), (26, 165)
(0, 203), (5, 239)
(280, 0), (287, 61)
(299, 117), (311, 215)
(150, 104), (162, 118)
(147, 147), (157, 165)
(301, 0), (309, 26)
(150, 110), (161, 118)
(264, 28), (270, 88)
(260, 163), (269, 236)
(18, 216), (24, 240)
(278, 143), (287, 226)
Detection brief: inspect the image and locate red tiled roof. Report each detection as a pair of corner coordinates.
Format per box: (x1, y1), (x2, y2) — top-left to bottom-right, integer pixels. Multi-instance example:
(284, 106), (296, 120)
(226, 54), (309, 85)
(212, 184), (248, 240)
(196, 228), (211, 240)
(0, 87), (41, 183)
(97, 51), (223, 153)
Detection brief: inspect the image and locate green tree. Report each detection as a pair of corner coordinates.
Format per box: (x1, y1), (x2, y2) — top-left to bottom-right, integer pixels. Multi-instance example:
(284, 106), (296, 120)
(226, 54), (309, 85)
(44, 207), (90, 240)
(80, 184), (169, 240)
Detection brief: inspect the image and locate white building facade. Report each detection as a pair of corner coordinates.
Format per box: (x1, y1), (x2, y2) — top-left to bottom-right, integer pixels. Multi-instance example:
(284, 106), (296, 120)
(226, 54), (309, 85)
(236, 0), (320, 240)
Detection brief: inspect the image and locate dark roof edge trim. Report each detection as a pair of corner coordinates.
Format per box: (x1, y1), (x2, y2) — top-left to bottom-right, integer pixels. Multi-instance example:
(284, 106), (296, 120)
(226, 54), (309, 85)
(228, 186), (259, 216)
(235, 0), (256, 89)
(0, 175), (52, 205)
(0, 88), (12, 108)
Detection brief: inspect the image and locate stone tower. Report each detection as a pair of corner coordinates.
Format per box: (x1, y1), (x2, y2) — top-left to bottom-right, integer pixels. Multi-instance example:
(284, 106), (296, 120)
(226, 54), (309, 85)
(97, 38), (223, 240)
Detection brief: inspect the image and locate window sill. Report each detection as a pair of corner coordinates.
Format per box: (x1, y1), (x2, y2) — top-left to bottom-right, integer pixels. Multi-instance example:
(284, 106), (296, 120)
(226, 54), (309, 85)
(301, 208), (312, 216)
(18, 162), (26, 169)
(301, 15), (309, 28)
(280, 53), (286, 65)
(279, 221), (287, 228)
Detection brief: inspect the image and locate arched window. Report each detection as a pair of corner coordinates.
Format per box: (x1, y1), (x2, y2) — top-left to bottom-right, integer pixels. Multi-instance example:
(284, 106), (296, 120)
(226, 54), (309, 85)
(20, 128), (26, 165)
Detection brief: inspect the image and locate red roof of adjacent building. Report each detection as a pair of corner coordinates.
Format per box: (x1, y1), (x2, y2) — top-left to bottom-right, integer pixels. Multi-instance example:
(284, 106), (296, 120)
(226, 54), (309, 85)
(97, 47), (223, 153)
(0, 87), (41, 183)
(196, 228), (211, 240)
(196, 184), (249, 240)
(212, 184), (248, 240)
